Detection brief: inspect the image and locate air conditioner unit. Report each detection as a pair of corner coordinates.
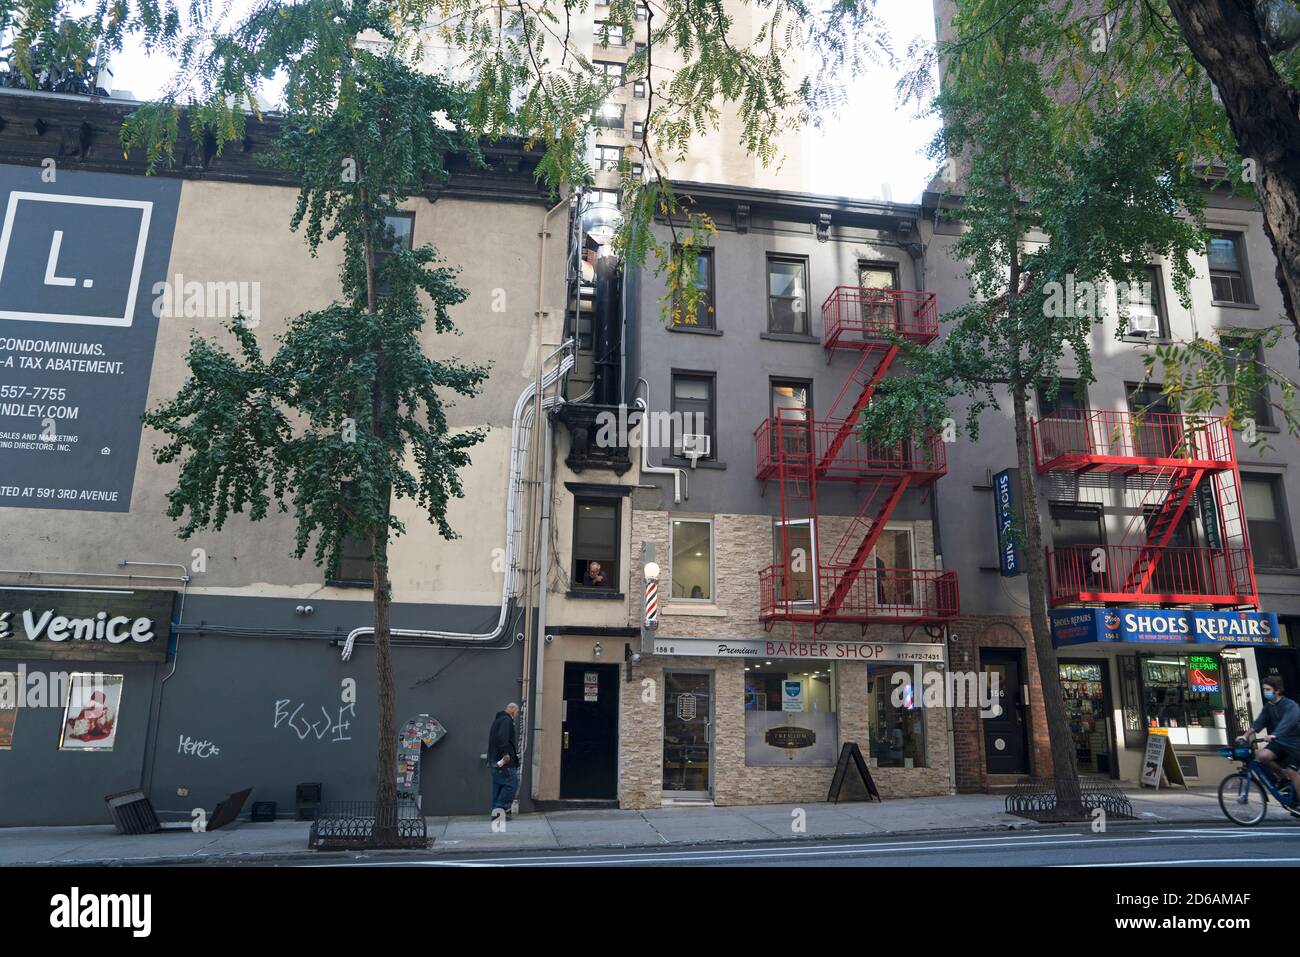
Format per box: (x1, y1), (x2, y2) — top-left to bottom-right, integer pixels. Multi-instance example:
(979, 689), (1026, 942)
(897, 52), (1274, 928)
(676, 433), (711, 466)
(1128, 310), (1159, 337)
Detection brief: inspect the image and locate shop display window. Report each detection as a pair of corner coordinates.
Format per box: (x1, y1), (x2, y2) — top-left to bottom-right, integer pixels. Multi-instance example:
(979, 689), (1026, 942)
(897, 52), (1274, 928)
(743, 660), (837, 766)
(1140, 655), (1229, 747)
(867, 665), (926, 768)
(1059, 661), (1111, 775)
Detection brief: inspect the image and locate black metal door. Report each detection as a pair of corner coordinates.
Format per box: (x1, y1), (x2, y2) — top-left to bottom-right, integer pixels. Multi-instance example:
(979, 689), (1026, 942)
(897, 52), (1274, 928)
(982, 649), (1030, 774)
(559, 663), (619, 799)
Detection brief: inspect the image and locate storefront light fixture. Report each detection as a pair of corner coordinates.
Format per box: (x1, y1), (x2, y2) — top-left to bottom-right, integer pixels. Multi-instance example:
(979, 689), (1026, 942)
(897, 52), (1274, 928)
(644, 561), (660, 581)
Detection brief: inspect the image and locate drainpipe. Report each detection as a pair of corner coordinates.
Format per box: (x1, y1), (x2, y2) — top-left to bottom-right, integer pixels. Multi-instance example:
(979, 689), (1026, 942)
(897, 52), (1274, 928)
(529, 390), (556, 800)
(907, 230), (957, 793)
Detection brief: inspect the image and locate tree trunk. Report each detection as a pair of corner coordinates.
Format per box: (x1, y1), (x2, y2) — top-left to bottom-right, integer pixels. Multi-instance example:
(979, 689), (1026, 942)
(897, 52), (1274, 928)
(1166, 0), (1300, 357)
(371, 527), (398, 841)
(1011, 384), (1084, 819)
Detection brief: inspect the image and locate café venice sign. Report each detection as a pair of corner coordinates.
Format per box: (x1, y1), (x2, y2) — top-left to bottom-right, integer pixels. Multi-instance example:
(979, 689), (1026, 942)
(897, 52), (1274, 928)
(0, 588), (173, 661)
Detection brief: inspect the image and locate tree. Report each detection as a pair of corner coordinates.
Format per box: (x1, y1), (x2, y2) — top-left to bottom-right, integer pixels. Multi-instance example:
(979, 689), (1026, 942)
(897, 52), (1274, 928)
(869, 0), (1213, 818)
(904, 0), (1300, 359)
(141, 47), (487, 839)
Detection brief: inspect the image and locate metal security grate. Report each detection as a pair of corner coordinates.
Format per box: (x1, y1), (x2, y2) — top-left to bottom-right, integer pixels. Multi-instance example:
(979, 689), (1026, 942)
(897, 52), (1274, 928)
(308, 800), (429, 850)
(1004, 779), (1135, 822)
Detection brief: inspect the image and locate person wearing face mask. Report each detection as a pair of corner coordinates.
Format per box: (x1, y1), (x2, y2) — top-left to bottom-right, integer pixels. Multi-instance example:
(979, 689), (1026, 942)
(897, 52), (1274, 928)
(1238, 677), (1300, 793)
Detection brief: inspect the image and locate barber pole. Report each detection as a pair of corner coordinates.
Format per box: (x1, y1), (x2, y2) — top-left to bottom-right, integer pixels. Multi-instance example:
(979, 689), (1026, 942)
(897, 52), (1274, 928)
(643, 578), (658, 628)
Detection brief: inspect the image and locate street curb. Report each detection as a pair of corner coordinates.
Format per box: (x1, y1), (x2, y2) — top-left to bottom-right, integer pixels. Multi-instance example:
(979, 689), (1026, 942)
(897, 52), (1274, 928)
(8, 812), (1234, 866)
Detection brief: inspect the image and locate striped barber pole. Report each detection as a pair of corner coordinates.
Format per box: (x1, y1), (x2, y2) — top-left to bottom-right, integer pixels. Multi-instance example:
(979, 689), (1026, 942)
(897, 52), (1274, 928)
(643, 578), (658, 628)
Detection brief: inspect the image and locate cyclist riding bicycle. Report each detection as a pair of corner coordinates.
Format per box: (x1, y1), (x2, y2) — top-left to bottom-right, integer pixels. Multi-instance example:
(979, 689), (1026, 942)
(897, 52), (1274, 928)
(1237, 676), (1300, 793)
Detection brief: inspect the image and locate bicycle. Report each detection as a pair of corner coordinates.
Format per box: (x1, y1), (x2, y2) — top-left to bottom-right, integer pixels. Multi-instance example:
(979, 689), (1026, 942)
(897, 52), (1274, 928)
(1217, 739), (1300, 826)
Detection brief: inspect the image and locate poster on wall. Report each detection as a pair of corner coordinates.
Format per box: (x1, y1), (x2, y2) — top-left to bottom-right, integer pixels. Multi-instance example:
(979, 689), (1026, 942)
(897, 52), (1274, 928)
(0, 167), (181, 512)
(0, 672), (16, 749)
(58, 673), (124, 751)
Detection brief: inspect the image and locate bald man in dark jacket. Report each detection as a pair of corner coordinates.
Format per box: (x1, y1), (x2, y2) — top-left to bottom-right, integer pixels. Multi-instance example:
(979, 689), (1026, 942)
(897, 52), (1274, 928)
(488, 703), (520, 818)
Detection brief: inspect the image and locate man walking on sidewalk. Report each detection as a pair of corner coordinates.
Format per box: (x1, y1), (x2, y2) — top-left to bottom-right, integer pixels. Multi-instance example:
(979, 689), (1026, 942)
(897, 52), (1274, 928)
(488, 702), (520, 818)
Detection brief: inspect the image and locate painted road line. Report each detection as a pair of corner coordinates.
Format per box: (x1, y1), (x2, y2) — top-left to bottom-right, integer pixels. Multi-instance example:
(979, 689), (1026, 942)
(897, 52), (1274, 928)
(1061, 857), (1300, 867)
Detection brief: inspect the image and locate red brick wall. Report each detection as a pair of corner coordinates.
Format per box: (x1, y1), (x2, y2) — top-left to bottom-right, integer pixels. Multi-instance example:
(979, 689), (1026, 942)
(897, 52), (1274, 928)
(949, 616), (1055, 791)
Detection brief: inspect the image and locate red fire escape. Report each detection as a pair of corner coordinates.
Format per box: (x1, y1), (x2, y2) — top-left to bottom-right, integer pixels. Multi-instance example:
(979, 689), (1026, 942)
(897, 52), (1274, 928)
(1031, 410), (1258, 607)
(754, 286), (960, 628)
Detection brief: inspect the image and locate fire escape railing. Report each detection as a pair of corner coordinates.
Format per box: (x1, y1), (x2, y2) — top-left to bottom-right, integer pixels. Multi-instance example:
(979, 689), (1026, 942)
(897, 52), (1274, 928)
(1033, 410), (1258, 608)
(757, 287), (957, 626)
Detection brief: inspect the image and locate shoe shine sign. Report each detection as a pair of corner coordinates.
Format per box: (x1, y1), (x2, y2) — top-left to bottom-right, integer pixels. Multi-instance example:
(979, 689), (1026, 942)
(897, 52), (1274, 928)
(0, 588), (174, 662)
(1050, 607), (1281, 647)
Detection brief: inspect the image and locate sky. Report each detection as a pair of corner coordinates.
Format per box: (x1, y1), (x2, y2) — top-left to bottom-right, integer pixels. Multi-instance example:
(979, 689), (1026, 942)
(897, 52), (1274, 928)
(104, 0), (940, 203)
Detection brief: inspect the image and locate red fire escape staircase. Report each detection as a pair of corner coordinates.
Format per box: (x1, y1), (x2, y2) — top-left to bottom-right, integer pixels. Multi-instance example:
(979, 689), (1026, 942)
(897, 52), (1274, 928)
(1033, 411), (1258, 607)
(1117, 467), (1203, 594)
(755, 286), (958, 627)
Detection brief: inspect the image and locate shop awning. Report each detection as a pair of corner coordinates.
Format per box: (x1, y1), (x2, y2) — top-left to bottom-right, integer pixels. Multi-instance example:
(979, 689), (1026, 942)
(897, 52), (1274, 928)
(1050, 608), (1280, 648)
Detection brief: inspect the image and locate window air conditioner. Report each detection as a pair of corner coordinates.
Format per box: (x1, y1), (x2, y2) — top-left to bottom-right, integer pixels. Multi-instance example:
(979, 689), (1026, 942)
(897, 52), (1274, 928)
(676, 433), (711, 466)
(1128, 310), (1159, 337)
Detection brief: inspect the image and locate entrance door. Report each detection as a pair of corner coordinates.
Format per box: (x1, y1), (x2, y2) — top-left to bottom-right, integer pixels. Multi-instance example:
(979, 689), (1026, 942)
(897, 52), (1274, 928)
(560, 662), (619, 799)
(662, 671), (713, 799)
(981, 649), (1030, 775)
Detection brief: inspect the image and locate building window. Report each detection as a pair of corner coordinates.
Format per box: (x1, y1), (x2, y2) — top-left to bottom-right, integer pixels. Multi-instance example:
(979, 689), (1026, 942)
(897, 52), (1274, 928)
(1222, 332), (1273, 428)
(1207, 231), (1252, 304)
(635, 4), (648, 20)
(632, 120), (645, 139)
(633, 80), (646, 98)
(1036, 379), (1090, 456)
(1140, 654), (1228, 746)
(572, 497), (619, 589)
(586, 188), (620, 210)
(1123, 265), (1168, 338)
(595, 101), (625, 129)
(868, 664), (926, 768)
(631, 163), (644, 178)
(596, 21), (626, 46)
(375, 212), (414, 298)
(594, 60), (624, 81)
(1050, 503), (1105, 590)
(744, 660), (837, 766)
(594, 144), (623, 172)
(672, 247), (714, 328)
(772, 518), (816, 604)
(766, 255), (809, 335)
(670, 372), (714, 459)
(1243, 474), (1296, 568)
(1127, 383), (1179, 458)
(670, 518), (713, 601)
(634, 41), (647, 56)
(332, 534), (374, 584)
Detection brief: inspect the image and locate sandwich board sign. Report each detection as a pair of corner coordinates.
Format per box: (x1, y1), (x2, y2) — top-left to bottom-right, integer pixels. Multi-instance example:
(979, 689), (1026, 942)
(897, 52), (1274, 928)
(1140, 729), (1186, 789)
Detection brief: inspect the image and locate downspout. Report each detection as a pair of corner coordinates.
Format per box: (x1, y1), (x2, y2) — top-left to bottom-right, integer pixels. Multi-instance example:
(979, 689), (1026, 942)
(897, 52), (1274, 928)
(635, 377), (687, 504)
(907, 229), (956, 793)
(529, 386), (557, 800)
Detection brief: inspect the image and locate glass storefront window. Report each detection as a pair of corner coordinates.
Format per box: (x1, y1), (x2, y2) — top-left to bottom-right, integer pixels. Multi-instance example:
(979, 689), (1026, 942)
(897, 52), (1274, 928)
(1141, 655), (1228, 746)
(743, 660), (837, 766)
(1059, 661), (1111, 775)
(867, 665), (926, 768)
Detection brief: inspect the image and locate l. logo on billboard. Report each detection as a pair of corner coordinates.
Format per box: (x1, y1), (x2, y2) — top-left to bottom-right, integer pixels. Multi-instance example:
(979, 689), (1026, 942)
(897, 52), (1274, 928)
(0, 192), (153, 327)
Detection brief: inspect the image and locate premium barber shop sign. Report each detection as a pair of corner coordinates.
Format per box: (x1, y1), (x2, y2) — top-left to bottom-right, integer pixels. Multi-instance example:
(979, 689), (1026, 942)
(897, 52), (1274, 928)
(0, 588), (174, 661)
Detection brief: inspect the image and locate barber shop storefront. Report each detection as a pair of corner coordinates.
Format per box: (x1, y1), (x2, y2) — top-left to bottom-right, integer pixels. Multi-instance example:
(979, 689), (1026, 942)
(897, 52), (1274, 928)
(1050, 608), (1281, 785)
(619, 636), (954, 808)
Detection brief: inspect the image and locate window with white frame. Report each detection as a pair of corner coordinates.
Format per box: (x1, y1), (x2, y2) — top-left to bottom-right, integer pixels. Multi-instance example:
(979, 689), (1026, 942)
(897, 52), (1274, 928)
(670, 518), (713, 601)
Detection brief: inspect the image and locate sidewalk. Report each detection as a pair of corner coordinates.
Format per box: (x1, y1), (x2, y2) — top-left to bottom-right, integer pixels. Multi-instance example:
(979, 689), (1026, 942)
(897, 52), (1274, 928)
(0, 787), (1245, 866)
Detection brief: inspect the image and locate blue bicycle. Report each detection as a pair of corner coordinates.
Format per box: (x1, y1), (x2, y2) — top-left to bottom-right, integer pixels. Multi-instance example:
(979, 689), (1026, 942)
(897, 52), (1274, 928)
(1217, 739), (1300, 826)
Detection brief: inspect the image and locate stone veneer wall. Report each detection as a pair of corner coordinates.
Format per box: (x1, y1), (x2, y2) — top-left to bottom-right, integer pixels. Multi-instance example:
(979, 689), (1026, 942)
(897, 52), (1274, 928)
(620, 509), (952, 808)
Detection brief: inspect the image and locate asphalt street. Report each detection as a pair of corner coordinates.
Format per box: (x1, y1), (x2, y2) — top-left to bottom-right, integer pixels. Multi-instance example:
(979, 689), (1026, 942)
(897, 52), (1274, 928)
(287, 823), (1300, 867)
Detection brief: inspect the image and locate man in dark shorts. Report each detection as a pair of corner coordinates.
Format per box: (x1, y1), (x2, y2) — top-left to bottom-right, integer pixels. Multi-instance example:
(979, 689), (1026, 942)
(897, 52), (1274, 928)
(1238, 676), (1300, 792)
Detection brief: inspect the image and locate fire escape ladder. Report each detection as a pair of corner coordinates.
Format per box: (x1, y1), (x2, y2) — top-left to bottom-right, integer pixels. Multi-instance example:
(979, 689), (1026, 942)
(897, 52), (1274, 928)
(822, 475), (911, 616)
(1120, 467), (1205, 594)
(819, 344), (899, 473)
(773, 415), (818, 608)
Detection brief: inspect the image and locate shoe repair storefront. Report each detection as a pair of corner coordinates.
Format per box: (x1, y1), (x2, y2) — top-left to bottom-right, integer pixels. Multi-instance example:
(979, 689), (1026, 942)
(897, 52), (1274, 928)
(619, 636), (954, 808)
(0, 586), (176, 826)
(1050, 608), (1281, 786)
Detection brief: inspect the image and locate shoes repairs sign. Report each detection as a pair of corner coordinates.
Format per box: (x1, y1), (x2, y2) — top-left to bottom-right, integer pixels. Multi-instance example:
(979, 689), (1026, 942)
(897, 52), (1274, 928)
(0, 167), (181, 512)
